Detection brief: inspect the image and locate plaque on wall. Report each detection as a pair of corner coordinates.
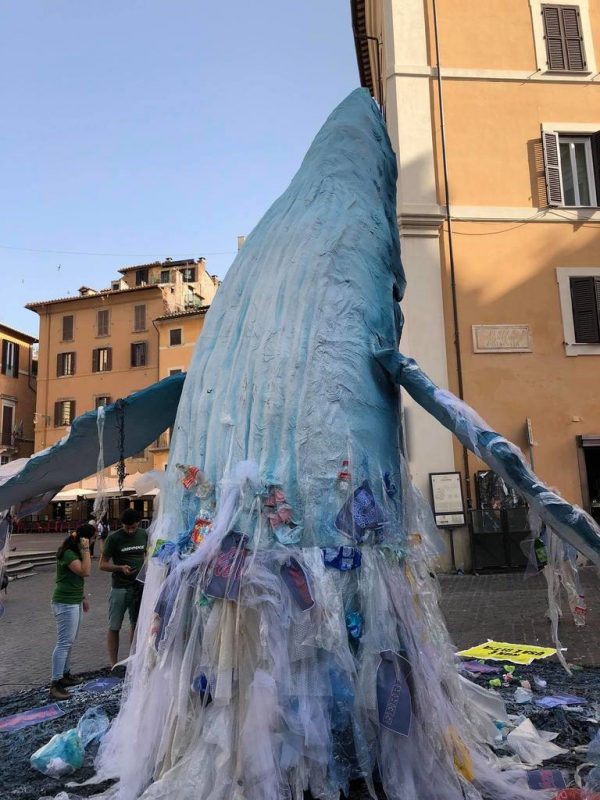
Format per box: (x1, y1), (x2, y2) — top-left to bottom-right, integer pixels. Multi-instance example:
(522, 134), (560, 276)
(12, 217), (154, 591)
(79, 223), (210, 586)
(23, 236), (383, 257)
(430, 472), (465, 528)
(472, 325), (531, 353)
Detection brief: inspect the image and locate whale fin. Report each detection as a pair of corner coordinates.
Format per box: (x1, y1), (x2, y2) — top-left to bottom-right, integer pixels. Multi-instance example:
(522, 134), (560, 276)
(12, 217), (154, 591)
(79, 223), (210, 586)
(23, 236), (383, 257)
(375, 348), (600, 565)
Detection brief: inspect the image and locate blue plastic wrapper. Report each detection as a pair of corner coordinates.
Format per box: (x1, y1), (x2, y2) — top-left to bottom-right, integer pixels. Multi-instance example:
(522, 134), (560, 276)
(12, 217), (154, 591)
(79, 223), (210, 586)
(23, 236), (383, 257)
(77, 706), (110, 748)
(30, 728), (84, 777)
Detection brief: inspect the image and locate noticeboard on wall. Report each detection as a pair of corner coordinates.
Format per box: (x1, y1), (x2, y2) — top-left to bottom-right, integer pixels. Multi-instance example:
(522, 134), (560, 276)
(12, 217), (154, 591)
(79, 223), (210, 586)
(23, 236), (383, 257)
(429, 472), (465, 528)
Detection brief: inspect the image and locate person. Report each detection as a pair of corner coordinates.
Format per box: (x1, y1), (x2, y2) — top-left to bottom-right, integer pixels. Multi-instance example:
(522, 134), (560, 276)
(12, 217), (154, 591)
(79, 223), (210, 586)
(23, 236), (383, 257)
(99, 508), (147, 667)
(50, 523), (93, 700)
(99, 513), (110, 543)
(87, 512), (99, 558)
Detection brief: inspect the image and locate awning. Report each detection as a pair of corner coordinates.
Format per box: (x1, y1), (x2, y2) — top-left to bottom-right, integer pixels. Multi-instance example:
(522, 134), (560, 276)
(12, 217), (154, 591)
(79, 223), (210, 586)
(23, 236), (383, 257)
(53, 488), (96, 502)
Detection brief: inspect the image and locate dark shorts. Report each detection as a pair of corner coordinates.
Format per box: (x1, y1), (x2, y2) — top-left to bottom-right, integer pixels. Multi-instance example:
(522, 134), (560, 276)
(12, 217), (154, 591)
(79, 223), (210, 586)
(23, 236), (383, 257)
(108, 586), (143, 631)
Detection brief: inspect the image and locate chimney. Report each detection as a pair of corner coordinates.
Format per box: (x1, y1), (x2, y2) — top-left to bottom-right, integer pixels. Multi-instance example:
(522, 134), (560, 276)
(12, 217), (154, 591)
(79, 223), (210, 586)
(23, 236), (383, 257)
(237, 235), (246, 251)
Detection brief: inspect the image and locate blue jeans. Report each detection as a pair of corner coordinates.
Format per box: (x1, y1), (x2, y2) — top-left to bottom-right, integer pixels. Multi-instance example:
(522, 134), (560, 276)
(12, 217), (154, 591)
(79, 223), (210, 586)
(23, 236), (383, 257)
(51, 602), (82, 681)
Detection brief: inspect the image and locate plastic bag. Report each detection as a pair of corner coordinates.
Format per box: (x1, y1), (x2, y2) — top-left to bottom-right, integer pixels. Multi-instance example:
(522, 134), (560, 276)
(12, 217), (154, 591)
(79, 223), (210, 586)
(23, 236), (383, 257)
(30, 728), (85, 777)
(30, 706), (110, 778)
(506, 719), (567, 767)
(76, 706), (110, 747)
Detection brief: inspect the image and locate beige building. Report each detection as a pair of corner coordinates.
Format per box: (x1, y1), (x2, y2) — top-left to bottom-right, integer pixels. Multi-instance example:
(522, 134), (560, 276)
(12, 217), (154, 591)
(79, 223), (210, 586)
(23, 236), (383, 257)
(352, 0), (600, 570)
(0, 324), (37, 465)
(26, 258), (216, 521)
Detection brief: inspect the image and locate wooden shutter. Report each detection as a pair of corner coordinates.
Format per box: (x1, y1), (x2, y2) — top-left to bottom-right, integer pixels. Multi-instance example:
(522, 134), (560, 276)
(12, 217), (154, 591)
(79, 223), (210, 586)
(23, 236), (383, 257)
(92, 348), (99, 373)
(570, 277), (600, 343)
(134, 304), (146, 331)
(542, 131), (564, 206)
(561, 6), (585, 70)
(106, 348), (112, 371)
(57, 353), (63, 377)
(543, 6), (566, 69)
(591, 131), (600, 203)
(69, 400), (76, 423)
(0, 340), (6, 375)
(542, 5), (586, 71)
(54, 402), (61, 427)
(141, 342), (147, 366)
(13, 344), (19, 377)
(98, 309), (109, 336)
(62, 315), (73, 341)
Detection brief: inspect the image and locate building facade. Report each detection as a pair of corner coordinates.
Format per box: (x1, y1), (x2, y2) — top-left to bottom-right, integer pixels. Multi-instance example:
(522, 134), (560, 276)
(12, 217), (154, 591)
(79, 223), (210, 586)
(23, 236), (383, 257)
(351, 0), (600, 569)
(0, 324), (37, 465)
(26, 258), (217, 518)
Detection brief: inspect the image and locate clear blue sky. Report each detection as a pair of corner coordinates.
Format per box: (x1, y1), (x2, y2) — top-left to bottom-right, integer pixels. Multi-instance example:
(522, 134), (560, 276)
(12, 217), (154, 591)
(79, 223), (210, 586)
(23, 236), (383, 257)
(1, 1), (358, 337)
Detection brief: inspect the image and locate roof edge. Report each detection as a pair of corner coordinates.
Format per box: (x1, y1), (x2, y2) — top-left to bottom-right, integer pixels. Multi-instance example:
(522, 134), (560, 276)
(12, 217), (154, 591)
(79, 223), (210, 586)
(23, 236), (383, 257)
(350, 0), (375, 96)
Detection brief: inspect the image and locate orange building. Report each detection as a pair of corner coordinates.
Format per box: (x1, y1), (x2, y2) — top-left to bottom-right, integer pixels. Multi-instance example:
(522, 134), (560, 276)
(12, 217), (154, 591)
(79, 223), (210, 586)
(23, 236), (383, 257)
(0, 323), (37, 465)
(26, 258), (217, 523)
(352, 0), (600, 570)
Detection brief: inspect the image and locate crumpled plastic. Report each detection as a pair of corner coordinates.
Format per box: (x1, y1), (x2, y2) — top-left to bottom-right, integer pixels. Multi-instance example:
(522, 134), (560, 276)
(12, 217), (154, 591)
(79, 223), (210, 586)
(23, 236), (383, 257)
(30, 707), (109, 778)
(506, 719), (567, 767)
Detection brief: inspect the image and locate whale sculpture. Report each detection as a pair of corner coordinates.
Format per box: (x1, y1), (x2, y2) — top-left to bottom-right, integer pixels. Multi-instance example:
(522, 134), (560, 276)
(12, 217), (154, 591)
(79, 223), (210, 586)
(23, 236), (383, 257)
(5, 89), (600, 798)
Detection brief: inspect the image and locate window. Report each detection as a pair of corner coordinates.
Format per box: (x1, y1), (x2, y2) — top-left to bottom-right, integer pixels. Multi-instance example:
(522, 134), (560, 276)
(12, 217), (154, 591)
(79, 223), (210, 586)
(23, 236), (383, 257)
(135, 268), (149, 286)
(97, 309), (110, 336)
(0, 455), (9, 466)
(134, 304), (146, 331)
(131, 449), (147, 460)
(62, 315), (74, 342)
(160, 269), (171, 283)
(169, 328), (182, 346)
(570, 277), (600, 343)
(131, 341), (148, 367)
(111, 281), (121, 291)
(1, 404), (14, 446)
(92, 347), (112, 372)
(56, 351), (76, 377)
(1, 340), (19, 378)
(180, 266), (196, 282)
(169, 368), (183, 375)
(542, 5), (586, 71)
(95, 395), (111, 409)
(542, 130), (600, 206)
(54, 400), (76, 427)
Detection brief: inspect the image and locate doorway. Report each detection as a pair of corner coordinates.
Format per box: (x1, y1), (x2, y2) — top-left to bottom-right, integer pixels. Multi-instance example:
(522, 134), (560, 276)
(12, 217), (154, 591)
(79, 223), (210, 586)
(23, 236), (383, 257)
(577, 436), (600, 525)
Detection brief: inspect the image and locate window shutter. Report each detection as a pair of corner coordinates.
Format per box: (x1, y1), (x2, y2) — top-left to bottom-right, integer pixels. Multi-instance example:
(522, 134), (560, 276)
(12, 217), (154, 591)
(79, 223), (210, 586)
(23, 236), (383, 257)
(570, 277), (600, 343)
(542, 131), (564, 206)
(130, 343), (136, 366)
(69, 401), (76, 423)
(71, 351), (75, 375)
(107, 348), (112, 371)
(57, 353), (62, 377)
(561, 6), (586, 70)
(13, 344), (19, 377)
(54, 402), (61, 427)
(62, 315), (73, 341)
(591, 131), (600, 201)
(92, 348), (99, 373)
(542, 6), (566, 69)
(0, 340), (6, 375)
(134, 304), (146, 331)
(141, 342), (147, 366)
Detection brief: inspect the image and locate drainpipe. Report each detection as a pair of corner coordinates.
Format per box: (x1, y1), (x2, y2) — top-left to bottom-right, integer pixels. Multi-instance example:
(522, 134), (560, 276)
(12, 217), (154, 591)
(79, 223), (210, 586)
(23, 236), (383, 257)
(431, 0), (472, 509)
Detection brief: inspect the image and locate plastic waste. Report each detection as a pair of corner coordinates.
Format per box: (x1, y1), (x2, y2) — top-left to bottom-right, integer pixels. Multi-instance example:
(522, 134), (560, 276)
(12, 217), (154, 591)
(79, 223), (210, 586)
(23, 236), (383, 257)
(514, 687), (533, 704)
(533, 675), (547, 690)
(505, 718), (567, 767)
(489, 678), (502, 687)
(457, 675), (509, 746)
(30, 706), (109, 778)
(585, 730), (600, 793)
(534, 693), (587, 708)
(30, 729), (84, 778)
(76, 706), (110, 747)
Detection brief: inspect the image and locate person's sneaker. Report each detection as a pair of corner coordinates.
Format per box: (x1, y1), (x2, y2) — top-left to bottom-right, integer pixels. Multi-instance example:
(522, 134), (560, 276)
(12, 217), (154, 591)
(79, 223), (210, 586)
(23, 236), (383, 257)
(49, 680), (70, 700)
(61, 672), (83, 687)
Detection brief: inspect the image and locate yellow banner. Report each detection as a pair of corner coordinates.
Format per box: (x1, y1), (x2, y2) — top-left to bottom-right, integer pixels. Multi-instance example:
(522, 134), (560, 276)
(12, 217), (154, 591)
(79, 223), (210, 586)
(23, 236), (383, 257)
(457, 640), (556, 665)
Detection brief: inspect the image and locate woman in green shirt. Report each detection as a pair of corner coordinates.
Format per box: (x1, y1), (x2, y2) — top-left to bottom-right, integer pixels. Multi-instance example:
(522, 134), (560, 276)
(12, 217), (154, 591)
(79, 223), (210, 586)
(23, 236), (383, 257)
(50, 523), (93, 700)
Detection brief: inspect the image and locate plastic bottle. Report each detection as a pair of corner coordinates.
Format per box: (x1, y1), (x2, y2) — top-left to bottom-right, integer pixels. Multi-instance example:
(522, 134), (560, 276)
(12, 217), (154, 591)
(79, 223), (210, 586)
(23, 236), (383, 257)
(574, 594), (587, 627)
(336, 460), (351, 495)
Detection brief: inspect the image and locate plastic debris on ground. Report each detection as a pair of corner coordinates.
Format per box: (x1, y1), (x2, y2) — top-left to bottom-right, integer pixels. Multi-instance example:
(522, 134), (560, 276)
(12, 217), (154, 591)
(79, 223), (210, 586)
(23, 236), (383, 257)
(0, 669), (120, 800)
(31, 706), (110, 777)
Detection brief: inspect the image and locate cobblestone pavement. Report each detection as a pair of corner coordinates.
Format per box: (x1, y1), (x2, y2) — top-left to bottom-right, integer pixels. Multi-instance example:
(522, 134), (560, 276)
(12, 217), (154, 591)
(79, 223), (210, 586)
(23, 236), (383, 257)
(3, 534), (600, 698)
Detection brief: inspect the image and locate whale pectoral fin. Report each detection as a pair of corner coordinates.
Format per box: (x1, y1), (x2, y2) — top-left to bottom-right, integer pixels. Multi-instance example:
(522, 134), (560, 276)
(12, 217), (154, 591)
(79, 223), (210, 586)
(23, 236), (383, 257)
(373, 348), (405, 384)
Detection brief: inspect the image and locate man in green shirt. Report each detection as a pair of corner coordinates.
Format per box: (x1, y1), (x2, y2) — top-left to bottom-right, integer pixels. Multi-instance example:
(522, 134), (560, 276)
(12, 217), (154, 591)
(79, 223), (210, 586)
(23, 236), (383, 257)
(99, 508), (148, 667)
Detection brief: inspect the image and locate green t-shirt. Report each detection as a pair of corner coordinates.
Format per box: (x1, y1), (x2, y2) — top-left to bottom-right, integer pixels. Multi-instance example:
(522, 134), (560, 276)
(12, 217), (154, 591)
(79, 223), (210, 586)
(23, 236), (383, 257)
(52, 550), (84, 604)
(102, 527), (148, 588)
